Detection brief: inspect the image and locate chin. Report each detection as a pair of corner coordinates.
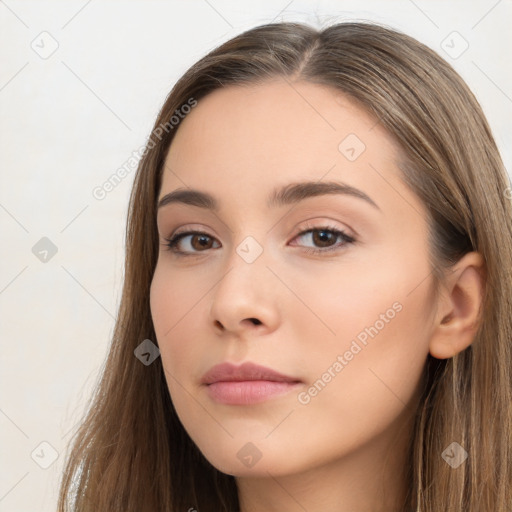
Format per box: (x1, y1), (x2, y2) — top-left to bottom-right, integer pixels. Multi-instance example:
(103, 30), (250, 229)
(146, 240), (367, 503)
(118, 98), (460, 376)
(192, 437), (304, 478)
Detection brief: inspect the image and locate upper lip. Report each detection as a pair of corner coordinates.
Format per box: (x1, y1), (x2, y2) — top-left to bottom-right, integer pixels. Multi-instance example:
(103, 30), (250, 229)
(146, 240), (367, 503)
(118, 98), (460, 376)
(201, 362), (300, 385)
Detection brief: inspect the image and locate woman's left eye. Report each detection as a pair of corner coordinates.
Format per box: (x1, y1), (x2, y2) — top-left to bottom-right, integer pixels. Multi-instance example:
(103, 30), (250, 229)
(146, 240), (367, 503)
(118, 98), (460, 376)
(162, 225), (355, 256)
(292, 226), (355, 254)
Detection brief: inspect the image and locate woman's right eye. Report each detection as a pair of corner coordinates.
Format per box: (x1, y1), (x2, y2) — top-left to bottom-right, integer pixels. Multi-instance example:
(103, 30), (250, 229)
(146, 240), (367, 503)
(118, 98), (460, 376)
(163, 231), (220, 256)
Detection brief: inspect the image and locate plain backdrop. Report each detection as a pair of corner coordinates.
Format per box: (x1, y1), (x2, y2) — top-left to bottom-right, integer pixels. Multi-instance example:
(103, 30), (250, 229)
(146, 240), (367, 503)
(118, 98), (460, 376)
(0, 0), (511, 510)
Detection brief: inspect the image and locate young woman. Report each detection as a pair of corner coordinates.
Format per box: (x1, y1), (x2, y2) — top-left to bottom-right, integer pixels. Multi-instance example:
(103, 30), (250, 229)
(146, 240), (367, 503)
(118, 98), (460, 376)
(57, 21), (512, 512)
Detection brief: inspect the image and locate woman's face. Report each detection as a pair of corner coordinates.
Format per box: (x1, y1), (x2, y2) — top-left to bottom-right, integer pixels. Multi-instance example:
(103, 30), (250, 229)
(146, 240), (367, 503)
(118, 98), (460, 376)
(150, 80), (437, 477)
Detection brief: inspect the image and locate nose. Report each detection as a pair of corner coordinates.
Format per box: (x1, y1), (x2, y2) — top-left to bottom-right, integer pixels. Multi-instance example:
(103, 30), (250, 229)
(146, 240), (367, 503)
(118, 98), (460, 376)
(213, 316), (262, 330)
(208, 251), (280, 337)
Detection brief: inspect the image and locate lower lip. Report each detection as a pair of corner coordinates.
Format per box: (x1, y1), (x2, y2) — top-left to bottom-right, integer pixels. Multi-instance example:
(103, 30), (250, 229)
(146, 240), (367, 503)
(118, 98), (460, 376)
(205, 380), (301, 405)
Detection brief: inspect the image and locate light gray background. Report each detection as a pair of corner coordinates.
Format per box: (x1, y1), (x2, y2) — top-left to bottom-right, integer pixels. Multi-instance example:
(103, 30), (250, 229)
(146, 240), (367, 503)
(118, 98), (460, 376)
(1, 1), (510, 510)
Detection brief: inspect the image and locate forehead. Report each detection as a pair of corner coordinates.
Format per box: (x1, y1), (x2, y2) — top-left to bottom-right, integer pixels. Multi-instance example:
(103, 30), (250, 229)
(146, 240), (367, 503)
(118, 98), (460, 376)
(160, 80), (402, 210)
(166, 79), (390, 156)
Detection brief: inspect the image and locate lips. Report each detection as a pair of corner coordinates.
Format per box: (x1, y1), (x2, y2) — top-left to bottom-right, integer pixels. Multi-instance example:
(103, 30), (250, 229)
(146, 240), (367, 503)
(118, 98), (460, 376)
(200, 361), (300, 385)
(201, 362), (302, 405)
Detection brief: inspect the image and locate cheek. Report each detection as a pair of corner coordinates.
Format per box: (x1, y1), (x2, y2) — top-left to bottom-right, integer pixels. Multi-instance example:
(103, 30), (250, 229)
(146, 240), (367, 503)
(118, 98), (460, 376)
(149, 267), (232, 470)
(292, 252), (433, 409)
(284, 250), (433, 354)
(149, 263), (219, 410)
(150, 262), (203, 336)
(284, 299), (430, 475)
(296, 266), (432, 436)
(149, 266), (200, 375)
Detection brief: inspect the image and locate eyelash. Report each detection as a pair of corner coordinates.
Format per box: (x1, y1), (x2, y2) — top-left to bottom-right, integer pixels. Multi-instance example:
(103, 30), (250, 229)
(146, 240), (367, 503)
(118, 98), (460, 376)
(162, 223), (356, 257)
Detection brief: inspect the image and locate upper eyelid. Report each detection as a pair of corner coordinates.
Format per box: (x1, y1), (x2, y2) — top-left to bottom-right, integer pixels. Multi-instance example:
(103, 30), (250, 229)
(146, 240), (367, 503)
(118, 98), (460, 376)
(158, 203), (365, 233)
(169, 223), (350, 239)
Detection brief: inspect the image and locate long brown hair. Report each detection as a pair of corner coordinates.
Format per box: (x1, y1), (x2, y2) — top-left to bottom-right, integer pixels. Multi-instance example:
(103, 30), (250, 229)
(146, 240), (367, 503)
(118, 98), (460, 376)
(57, 21), (512, 511)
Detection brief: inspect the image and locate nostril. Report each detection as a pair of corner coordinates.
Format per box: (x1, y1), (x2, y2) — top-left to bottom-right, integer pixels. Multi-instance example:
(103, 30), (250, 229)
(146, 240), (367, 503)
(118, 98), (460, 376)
(249, 318), (262, 325)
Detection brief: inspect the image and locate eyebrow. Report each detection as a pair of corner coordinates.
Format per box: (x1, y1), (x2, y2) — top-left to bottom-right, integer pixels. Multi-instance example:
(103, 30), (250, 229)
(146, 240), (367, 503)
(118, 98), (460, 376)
(157, 180), (380, 212)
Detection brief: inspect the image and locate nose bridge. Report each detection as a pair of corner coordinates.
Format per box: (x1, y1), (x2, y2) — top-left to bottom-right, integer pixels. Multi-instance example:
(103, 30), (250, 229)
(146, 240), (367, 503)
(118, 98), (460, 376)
(217, 232), (269, 299)
(208, 231), (279, 332)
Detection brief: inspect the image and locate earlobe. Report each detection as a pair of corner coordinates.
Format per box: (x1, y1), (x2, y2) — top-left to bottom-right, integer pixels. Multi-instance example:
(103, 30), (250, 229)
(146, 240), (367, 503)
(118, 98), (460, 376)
(429, 252), (486, 360)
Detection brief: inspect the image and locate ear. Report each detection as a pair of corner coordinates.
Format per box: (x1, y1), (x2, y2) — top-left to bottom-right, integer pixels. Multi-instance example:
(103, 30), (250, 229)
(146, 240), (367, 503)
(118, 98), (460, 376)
(429, 251), (486, 360)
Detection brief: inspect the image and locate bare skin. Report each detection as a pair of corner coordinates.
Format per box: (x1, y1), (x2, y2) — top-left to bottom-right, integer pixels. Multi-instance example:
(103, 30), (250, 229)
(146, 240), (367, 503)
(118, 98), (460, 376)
(150, 79), (484, 512)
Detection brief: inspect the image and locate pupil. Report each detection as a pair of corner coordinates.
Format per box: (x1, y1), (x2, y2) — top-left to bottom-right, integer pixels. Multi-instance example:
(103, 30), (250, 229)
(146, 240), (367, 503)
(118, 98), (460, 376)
(197, 235), (209, 248)
(316, 230), (333, 246)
